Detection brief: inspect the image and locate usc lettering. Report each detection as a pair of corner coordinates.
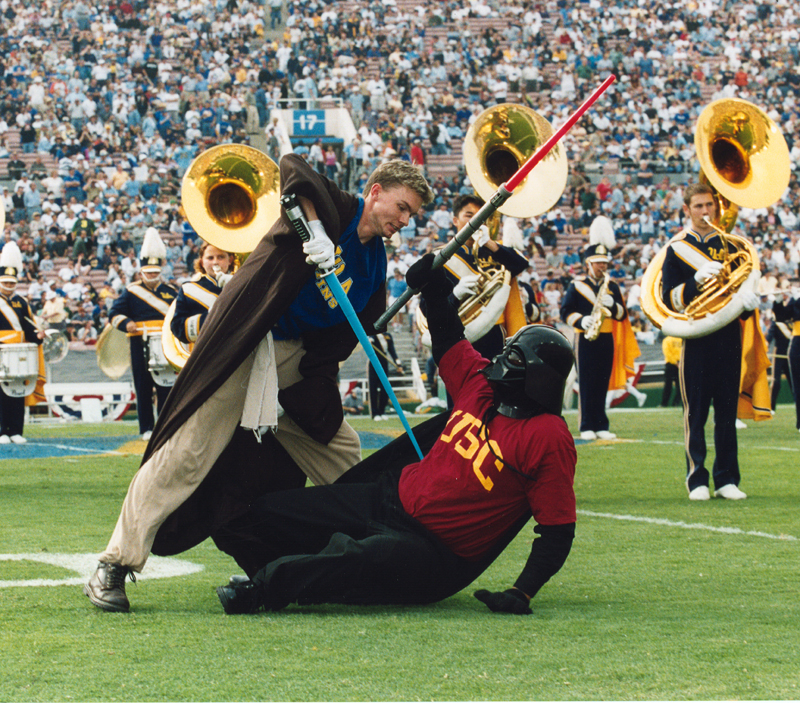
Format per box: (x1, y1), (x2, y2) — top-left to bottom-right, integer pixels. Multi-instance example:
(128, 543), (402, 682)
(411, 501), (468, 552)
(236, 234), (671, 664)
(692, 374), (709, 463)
(439, 410), (504, 491)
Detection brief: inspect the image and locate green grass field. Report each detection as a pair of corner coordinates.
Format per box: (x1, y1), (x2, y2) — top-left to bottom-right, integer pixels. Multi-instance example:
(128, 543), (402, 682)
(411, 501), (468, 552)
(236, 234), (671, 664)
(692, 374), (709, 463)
(1, 408), (799, 702)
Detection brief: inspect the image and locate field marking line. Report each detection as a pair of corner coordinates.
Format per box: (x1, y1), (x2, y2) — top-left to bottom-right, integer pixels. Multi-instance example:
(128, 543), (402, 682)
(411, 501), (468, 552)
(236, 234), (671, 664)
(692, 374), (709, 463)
(582, 438), (800, 453)
(578, 510), (798, 542)
(0, 553), (203, 588)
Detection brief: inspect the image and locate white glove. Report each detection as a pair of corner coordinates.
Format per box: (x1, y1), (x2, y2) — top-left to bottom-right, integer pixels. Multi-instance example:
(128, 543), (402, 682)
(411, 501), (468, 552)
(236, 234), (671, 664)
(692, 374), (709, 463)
(740, 290), (758, 312)
(601, 293), (614, 308)
(303, 220), (336, 271)
(694, 260), (723, 285)
(215, 271), (234, 288)
(453, 274), (481, 300)
(580, 316), (592, 331)
(767, 293), (775, 304)
(792, 287), (800, 300)
(472, 225), (490, 248)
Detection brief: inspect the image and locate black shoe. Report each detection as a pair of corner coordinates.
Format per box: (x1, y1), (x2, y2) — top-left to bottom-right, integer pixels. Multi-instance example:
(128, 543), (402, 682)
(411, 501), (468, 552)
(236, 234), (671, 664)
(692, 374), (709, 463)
(216, 581), (261, 614)
(84, 562), (135, 612)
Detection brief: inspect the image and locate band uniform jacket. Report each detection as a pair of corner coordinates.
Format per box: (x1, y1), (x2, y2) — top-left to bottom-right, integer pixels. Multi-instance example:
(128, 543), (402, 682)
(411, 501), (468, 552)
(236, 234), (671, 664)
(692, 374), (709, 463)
(561, 274), (627, 333)
(170, 273), (221, 344)
(109, 281), (177, 331)
(0, 293), (41, 344)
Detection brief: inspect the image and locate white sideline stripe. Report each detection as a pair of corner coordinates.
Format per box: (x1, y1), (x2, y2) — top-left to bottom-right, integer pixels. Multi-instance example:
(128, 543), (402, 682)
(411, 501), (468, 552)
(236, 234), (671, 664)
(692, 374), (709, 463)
(578, 510), (798, 542)
(24, 442), (127, 455)
(0, 553), (204, 588)
(583, 438), (800, 453)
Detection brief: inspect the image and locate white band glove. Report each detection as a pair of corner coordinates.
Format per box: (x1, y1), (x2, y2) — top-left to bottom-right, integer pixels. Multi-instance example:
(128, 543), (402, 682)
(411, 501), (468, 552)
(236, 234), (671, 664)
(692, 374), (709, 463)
(580, 316), (592, 331)
(601, 293), (614, 308)
(473, 225), (491, 249)
(740, 290), (758, 312)
(303, 220), (336, 271)
(694, 260), (723, 285)
(215, 270), (234, 288)
(452, 274), (481, 300)
(792, 287), (800, 300)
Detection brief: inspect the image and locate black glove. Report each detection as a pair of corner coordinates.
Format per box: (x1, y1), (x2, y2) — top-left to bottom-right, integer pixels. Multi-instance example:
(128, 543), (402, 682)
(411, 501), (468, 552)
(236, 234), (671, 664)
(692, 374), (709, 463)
(405, 253), (452, 300)
(474, 588), (532, 615)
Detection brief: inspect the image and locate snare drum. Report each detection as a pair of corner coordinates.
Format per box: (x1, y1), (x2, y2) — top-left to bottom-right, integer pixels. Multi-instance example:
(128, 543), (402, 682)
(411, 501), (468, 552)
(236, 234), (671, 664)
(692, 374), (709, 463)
(143, 330), (179, 387)
(0, 343), (39, 397)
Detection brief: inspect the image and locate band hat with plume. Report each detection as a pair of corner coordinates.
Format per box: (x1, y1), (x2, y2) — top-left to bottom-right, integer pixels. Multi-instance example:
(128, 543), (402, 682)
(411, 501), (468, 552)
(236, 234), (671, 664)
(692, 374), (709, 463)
(140, 227), (167, 272)
(0, 241), (24, 284)
(585, 215), (615, 263)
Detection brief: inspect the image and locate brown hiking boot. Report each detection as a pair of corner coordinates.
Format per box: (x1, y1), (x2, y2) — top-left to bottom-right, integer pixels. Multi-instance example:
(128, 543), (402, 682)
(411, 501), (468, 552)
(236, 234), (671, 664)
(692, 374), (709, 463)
(83, 562), (134, 612)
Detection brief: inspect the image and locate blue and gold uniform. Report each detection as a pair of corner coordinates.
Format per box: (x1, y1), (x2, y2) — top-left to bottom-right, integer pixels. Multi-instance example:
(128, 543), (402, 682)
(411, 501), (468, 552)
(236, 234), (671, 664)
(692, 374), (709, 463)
(0, 287), (41, 440)
(661, 227), (745, 493)
(775, 295), (800, 430)
(109, 280), (177, 435)
(442, 240), (534, 360)
(170, 274), (222, 344)
(561, 244), (627, 437)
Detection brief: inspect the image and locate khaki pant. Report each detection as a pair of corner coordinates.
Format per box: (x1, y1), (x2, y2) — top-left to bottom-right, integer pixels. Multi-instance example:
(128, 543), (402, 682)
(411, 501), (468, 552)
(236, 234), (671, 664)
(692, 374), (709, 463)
(101, 339), (361, 572)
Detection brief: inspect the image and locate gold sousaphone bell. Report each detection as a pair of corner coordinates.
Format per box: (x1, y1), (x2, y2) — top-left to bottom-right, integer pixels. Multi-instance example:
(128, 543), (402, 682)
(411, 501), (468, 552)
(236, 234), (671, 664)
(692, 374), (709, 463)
(640, 98), (790, 339)
(418, 104), (568, 344)
(98, 144), (282, 377)
(161, 144), (282, 370)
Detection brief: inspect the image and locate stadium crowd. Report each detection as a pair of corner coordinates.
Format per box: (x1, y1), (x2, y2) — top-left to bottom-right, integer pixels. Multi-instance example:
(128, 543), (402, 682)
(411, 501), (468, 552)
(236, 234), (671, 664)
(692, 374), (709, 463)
(1, 0), (800, 351)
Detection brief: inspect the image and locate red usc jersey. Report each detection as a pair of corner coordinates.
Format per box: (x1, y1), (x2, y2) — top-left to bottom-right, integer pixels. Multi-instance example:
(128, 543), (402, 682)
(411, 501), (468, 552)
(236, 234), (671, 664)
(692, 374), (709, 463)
(398, 340), (577, 560)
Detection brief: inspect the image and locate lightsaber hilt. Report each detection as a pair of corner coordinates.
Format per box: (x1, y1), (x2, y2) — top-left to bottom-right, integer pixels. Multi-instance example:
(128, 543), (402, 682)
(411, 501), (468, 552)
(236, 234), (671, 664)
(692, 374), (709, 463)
(280, 192), (336, 276)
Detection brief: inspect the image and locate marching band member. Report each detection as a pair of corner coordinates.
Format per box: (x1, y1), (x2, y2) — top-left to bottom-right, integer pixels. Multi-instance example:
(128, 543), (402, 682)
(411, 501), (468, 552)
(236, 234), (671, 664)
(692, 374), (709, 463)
(170, 242), (236, 345)
(439, 194), (534, 361)
(660, 183), (760, 501)
(0, 242), (43, 444)
(775, 289), (800, 431)
(367, 331), (401, 420)
(85, 155), (434, 613)
(767, 293), (794, 413)
(108, 228), (177, 441)
(560, 241), (635, 441)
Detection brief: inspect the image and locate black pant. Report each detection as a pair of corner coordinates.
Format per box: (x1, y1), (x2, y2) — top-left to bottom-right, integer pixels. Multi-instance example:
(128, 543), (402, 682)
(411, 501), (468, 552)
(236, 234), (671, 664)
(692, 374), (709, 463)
(214, 414), (530, 609)
(661, 362), (681, 407)
(771, 353), (791, 411)
(0, 388), (24, 436)
(576, 332), (614, 432)
(368, 357), (389, 418)
(680, 322), (741, 491)
(130, 337), (171, 433)
(788, 337), (800, 429)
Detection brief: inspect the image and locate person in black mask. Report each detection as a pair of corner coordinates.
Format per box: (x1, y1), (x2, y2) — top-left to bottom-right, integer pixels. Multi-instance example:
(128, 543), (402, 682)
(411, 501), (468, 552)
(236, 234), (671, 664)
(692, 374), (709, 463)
(212, 253), (578, 616)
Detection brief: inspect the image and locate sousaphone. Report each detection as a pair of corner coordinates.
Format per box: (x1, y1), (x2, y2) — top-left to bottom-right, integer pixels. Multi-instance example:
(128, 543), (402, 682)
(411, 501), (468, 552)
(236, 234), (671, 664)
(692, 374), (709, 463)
(161, 144), (281, 370)
(640, 98), (790, 339)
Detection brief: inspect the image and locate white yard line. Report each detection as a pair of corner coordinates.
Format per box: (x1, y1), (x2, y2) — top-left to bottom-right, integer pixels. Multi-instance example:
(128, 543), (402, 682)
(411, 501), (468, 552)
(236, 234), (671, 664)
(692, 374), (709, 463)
(0, 553), (203, 588)
(578, 510), (798, 542)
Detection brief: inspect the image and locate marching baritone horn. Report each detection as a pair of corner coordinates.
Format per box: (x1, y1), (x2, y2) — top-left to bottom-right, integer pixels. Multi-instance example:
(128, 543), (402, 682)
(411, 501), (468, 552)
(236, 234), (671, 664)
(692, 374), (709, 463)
(640, 98), (790, 339)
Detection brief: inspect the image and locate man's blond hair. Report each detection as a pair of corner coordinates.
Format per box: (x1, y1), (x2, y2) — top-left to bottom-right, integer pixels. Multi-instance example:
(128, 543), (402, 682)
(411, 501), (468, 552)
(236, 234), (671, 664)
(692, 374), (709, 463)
(364, 160), (434, 205)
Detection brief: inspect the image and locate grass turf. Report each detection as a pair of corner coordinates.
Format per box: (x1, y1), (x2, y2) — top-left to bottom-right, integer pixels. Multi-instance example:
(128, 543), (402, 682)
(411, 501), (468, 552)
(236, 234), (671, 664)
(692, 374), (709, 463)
(1, 408), (799, 701)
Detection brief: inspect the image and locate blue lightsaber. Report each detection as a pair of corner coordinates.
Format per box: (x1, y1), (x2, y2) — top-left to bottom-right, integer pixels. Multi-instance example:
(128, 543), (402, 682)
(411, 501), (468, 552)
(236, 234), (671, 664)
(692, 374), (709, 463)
(281, 193), (425, 461)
